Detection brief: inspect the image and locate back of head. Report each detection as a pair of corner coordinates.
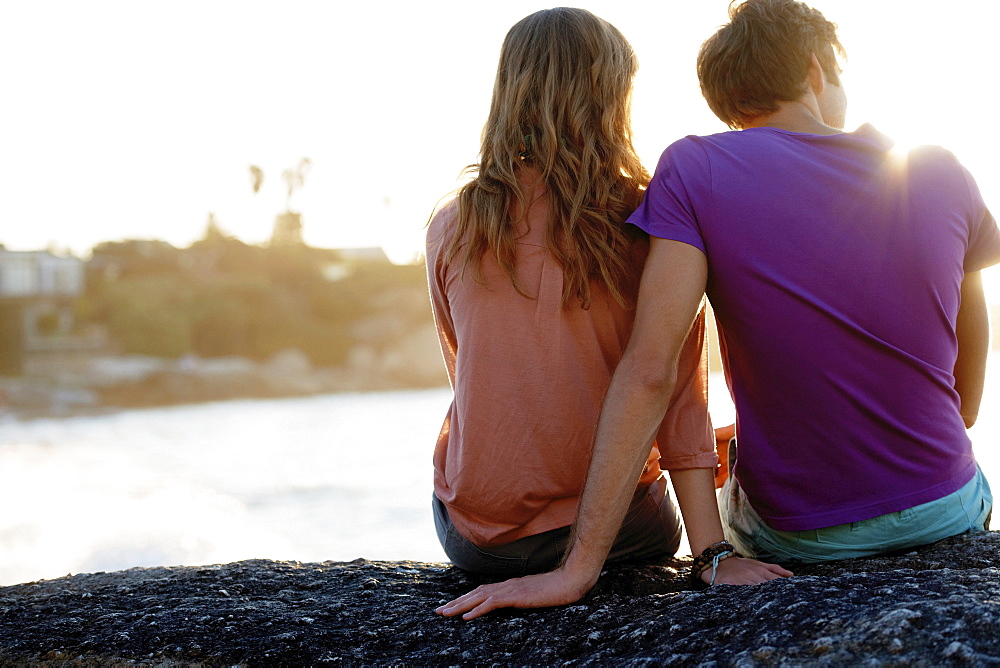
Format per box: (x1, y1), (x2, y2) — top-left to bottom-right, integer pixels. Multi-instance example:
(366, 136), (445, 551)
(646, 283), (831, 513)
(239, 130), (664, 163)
(449, 7), (649, 309)
(485, 7), (638, 179)
(697, 0), (845, 129)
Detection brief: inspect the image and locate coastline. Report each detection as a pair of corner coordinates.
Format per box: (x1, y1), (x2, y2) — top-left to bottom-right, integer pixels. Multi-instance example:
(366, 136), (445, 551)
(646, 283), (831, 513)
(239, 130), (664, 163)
(0, 344), (449, 421)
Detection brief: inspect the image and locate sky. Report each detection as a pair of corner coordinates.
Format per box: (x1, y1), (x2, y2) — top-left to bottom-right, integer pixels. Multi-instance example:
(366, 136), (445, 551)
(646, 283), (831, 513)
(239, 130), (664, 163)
(1, 1), (998, 297)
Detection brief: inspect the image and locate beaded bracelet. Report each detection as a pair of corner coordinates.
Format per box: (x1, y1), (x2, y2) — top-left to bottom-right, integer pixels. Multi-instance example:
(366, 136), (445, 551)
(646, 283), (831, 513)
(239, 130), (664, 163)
(690, 540), (743, 586)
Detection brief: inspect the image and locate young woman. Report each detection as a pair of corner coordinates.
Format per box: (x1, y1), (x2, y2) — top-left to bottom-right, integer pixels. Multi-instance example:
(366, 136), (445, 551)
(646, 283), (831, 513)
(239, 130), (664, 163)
(425, 8), (717, 577)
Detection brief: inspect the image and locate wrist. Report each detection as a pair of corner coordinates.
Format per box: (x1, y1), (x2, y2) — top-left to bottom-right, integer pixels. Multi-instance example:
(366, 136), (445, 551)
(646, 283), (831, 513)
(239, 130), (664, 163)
(560, 544), (606, 592)
(690, 540), (743, 587)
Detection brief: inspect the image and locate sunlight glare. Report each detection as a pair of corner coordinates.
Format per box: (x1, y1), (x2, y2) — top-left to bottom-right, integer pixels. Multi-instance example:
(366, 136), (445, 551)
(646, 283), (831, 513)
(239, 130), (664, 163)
(885, 129), (927, 162)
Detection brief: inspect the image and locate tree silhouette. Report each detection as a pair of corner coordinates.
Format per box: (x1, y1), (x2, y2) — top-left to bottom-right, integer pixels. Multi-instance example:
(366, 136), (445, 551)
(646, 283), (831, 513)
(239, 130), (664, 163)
(248, 159), (311, 246)
(249, 165), (264, 194)
(202, 212), (227, 243)
(281, 158), (311, 212)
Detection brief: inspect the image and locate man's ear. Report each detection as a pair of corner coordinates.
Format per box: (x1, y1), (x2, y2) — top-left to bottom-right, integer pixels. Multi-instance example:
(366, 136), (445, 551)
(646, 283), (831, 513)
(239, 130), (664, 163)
(806, 52), (826, 95)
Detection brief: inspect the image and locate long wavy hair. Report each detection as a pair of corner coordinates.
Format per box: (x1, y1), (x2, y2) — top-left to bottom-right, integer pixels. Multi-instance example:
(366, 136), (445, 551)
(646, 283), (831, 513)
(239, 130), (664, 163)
(443, 7), (650, 309)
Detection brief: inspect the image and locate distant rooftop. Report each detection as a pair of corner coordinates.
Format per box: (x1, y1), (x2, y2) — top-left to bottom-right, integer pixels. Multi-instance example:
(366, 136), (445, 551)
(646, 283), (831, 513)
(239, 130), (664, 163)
(0, 249), (84, 298)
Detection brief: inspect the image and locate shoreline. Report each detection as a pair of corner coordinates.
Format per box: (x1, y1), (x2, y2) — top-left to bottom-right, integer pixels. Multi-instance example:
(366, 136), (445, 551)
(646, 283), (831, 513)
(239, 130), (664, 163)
(0, 349), (449, 421)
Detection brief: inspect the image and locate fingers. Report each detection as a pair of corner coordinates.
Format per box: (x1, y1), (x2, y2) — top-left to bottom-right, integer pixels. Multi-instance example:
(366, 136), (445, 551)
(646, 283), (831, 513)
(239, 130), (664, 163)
(755, 567), (786, 583)
(714, 423), (736, 440)
(708, 557), (793, 585)
(435, 586), (492, 617)
(461, 597), (503, 620)
(745, 560), (791, 582)
(436, 583), (519, 619)
(766, 562), (794, 577)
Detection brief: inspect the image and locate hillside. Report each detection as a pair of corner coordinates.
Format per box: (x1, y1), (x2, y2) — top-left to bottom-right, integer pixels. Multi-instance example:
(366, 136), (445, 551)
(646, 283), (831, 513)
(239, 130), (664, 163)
(2, 238), (447, 414)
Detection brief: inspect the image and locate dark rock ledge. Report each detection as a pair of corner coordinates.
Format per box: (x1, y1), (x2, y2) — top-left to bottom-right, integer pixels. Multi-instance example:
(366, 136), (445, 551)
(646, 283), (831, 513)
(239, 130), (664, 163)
(1, 531), (999, 666)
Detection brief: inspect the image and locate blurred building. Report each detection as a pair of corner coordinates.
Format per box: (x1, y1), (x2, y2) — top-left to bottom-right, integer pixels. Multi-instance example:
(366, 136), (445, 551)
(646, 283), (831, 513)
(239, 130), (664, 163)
(337, 247), (389, 263)
(322, 247), (391, 282)
(0, 250), (86, 374)
(0, 250), (83, 297)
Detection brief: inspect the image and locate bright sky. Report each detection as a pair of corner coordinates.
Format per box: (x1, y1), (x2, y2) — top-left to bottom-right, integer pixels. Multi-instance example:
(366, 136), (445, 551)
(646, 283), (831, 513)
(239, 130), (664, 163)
(1, 1), (998, 297)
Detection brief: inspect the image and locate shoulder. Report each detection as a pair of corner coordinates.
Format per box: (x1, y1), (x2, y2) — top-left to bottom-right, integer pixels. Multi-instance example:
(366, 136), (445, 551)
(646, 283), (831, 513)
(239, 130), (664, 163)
(902, 143), (979, 201)
(428, 197), (459, 234)
(426, 198), (460, 258)
(651, 131), (742, 180)
(655, 134), (715, 166)
(906, 143), (961, 169)
(860, 124), (961, 173)
(644, 134), (723, 201)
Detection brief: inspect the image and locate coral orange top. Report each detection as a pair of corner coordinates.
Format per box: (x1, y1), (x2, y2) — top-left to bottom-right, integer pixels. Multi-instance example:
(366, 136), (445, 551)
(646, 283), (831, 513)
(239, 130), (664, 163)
(426, 185), (716, 547)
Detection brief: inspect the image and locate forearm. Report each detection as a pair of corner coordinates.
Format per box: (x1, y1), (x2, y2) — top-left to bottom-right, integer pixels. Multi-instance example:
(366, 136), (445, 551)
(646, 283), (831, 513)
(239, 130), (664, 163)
(562, 356), (679, 582)
(668, 467), (726, 556)
(955, 271), (989, 428)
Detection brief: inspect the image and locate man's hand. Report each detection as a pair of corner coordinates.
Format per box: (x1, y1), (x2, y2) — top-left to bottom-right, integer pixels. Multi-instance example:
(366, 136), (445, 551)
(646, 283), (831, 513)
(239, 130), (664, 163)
(435, 566), (597, 620)
(701, 556), (793, 585)
(714, 424), (736, 443)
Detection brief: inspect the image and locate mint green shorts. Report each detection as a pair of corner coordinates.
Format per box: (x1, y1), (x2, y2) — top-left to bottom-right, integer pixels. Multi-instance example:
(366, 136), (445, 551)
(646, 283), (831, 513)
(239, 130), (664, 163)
(720, 447), (992, 564)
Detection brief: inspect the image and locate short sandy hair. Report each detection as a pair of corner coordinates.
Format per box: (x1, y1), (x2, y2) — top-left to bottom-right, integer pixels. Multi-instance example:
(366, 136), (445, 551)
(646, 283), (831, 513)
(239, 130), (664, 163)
(697, 0), (846, 129)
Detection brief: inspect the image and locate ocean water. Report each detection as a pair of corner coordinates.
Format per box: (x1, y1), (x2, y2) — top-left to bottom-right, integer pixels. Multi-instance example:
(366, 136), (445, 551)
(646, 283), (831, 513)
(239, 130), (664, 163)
(0, 358), (997, 587)
(0, 389), (453, 586)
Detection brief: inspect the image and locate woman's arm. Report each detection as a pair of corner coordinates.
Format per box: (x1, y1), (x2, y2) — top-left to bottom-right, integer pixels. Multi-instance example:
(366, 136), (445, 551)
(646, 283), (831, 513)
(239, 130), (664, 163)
(669, 467), (792, 584)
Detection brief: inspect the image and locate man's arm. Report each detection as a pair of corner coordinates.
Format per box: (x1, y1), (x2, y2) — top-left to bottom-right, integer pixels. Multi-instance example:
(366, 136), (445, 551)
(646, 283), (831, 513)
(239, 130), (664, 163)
(954, 270), (990, 428)
(435, 239), (789, 620)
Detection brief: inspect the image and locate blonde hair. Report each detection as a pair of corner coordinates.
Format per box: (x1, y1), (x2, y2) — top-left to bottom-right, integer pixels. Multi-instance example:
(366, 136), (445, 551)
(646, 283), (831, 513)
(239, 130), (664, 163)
(444, 7), (650, 309)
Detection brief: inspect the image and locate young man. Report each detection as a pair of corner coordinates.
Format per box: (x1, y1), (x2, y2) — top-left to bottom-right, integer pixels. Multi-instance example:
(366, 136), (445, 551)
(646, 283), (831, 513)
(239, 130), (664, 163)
(437, 0), (999, 619)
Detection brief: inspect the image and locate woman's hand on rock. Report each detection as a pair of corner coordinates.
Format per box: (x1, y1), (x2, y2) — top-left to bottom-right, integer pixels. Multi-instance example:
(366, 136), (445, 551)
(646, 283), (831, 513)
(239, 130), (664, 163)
(702, 556), (793, 586)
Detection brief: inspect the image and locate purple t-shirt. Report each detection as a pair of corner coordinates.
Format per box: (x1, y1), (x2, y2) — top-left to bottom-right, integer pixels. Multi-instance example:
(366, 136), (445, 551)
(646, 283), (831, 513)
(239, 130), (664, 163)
(629, 124), (1000, 531)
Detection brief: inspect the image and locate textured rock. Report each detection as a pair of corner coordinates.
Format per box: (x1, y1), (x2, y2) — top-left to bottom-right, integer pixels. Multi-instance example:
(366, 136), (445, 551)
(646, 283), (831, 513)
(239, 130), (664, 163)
(1, 532), (999, 666)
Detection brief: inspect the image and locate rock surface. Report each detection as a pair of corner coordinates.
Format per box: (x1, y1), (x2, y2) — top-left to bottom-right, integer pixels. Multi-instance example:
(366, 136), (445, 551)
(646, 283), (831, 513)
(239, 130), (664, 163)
(1, 531), (999, 666)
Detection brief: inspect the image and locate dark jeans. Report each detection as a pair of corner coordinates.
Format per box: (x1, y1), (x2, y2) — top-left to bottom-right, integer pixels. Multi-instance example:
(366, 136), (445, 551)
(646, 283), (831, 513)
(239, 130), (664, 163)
(432, 475), (682, 577)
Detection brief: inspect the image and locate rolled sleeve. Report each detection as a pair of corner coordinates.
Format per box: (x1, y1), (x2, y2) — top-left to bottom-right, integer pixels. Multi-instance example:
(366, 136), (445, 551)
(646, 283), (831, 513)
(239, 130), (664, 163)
(656, 305), (717, 470)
